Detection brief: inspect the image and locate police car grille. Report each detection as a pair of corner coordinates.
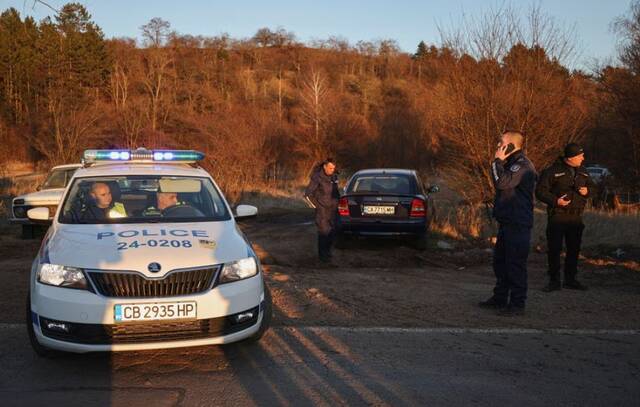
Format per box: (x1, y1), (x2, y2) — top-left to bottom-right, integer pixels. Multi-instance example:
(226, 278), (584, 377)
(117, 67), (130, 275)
(88, 268), (218, 297)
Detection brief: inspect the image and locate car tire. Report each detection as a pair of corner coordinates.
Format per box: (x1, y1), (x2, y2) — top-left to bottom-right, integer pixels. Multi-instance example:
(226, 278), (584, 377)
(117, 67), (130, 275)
(413, 234), (428, 250)
(26, 295), (58, 358)
(241, 283), (273, 344)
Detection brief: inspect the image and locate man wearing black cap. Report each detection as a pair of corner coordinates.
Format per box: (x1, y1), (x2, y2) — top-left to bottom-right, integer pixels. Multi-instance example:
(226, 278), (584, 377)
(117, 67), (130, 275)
(536, 143), (594, 291)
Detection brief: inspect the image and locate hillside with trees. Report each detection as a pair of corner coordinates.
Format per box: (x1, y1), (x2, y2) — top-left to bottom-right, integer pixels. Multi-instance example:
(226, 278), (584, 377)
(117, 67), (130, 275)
(0, 2), (638, 201)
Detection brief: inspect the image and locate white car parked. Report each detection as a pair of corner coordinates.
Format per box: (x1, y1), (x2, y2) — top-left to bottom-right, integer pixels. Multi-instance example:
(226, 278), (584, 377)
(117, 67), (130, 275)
(10, 164), (81, 238)
(26, 149), (271, 355)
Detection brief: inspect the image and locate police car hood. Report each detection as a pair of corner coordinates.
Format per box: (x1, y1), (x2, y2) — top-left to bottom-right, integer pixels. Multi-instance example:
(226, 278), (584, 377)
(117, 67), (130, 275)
(47, 221), (251, 276)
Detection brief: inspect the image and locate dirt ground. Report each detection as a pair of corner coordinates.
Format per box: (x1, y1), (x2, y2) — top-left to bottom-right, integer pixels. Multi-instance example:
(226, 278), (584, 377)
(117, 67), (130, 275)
(2, 208), (638, 331)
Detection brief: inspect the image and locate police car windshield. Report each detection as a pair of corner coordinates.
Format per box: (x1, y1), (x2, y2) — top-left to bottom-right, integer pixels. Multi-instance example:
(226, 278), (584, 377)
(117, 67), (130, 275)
(59, 176), (231, 224)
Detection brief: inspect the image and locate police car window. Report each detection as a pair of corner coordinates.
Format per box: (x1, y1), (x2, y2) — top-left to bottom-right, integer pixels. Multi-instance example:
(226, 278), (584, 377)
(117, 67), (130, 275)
(64, 169), (77, 186)
(59, 176), (230, 224)
(348, 175), (413, 195)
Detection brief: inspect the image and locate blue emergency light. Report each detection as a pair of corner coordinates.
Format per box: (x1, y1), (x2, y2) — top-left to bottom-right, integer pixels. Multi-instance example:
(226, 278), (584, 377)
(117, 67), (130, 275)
(83, 148), (205, 164)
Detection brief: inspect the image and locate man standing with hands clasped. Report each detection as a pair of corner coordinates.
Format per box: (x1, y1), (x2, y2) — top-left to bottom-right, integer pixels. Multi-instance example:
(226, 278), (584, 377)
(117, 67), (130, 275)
(304, 158), (340, 263)
(479, 131), (537, 316)
(536, 143), (593, 292)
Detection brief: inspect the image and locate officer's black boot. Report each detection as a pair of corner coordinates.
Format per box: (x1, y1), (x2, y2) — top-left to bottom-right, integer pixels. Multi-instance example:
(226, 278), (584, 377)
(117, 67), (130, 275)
(497, 304), (525, 316)
(542, 279), (562, 292)
(478, 297), (507, 309)
(326, 230), (335, 259)
(545, 221), (564, 292)
(318, 234), (330, 263)
(563, 280), (588, 290)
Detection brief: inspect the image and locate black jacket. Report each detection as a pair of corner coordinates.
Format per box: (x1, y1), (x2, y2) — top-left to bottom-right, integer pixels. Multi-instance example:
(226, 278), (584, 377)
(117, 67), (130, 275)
(305, 164), (340, 209)
(491, 150), (537, 228)
(536, 158), (594, 216)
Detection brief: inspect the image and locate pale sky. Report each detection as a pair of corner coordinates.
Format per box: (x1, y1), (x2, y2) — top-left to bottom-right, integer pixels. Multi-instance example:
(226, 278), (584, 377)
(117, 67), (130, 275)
(1, 0), (632, 68)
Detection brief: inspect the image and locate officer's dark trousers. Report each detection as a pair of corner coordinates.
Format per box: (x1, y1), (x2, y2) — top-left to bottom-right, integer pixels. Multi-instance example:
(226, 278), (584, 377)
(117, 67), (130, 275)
(493, 223), (532, 308)
(316, 205), (336, 261)
(546, 218), (584, 283)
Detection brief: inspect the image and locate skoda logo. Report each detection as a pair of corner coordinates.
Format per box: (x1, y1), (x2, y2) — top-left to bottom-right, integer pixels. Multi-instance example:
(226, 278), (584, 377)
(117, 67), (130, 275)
(148, 262), (161, 273)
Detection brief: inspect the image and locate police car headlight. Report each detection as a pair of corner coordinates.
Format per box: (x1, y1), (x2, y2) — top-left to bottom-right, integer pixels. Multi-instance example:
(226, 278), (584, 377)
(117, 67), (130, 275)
(219, 257), (258, 284)
(37, 264), (88, 289)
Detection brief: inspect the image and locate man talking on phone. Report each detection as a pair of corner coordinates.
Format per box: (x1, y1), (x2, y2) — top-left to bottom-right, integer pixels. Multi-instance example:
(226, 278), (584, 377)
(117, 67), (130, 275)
(536, 143), (593, 292)
(479, 130), (537, 316)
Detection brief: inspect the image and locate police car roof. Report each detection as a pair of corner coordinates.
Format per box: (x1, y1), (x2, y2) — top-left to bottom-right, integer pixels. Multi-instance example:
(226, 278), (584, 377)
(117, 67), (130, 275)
(353, 168), (416, 176)
(72, 163), (209, 178)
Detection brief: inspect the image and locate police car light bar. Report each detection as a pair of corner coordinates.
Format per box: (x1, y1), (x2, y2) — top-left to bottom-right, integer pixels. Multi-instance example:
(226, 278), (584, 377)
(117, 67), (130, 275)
(83, 148), (205, 164)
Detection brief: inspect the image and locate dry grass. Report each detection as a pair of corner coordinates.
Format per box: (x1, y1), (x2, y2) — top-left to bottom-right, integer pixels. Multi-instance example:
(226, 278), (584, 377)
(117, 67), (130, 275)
(430, 203), (491, 240)
(0, 175), (45, 198)
(581, 210), (640, 247)
(431, 201), (640, 249)
(3, 161), (35, 176)
(233, 183), (309, 212)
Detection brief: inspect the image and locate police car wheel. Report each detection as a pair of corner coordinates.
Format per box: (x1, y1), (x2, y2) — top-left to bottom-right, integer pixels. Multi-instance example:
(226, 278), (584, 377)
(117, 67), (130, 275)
(26, 295), (59, 358)
(241, 284), (272, 345)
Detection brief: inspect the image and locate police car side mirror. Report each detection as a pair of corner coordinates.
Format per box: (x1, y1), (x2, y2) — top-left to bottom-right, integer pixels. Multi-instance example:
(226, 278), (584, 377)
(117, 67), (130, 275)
(27, 207), (50, 222)
(235, 204), (258, 220)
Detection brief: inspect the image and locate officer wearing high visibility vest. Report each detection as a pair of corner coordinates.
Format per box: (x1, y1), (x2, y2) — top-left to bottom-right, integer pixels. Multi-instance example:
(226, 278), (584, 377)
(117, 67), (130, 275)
(142, 191), (183, 216)
(78, 182), (127, 220)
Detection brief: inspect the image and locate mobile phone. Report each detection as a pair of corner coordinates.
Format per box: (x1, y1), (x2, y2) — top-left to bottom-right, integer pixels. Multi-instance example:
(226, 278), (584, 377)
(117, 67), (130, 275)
(504, 143), (516, 155)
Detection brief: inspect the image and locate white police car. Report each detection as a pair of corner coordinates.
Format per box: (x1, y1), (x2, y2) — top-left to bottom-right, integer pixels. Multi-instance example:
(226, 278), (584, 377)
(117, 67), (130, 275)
(26, 149), (271, 355)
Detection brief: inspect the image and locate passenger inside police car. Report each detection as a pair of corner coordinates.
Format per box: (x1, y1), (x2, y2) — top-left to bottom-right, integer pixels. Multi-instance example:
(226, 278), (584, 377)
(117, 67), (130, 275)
(70, 181), (127, 221)
(142, 190), (201, 217)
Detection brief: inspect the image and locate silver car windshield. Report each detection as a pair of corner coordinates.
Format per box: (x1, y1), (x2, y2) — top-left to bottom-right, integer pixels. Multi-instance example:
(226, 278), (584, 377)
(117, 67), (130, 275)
(59, 175), (231, 224)
(41, 168), (77, 189)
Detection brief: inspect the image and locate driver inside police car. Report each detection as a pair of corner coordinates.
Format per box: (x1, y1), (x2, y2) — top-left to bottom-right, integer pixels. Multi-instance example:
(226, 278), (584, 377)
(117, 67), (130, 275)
(142, 191), (184, 216)
(74, 182), (127, 221)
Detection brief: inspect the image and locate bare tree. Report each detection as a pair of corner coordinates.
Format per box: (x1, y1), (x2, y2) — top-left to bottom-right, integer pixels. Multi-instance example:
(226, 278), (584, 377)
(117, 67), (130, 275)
(298, 68), (329, 164)
(438, 3), (579, 66)
(613, 1), (640, 73)
(434, 3), (589, 202)
(140, 17), (171, 47)
(31, 93), (100, 164)
(138, 19), (174, 133)
(108, 62), (145, 147)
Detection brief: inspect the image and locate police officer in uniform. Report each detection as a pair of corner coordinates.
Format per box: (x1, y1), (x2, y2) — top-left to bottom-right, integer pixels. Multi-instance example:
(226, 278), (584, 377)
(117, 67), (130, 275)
(536, 143), (593, 291)
(143, 191), (183, 216)
(73, 182), (127, 221)
(480, 131), (537, 316)
(304, 158), (340, 263)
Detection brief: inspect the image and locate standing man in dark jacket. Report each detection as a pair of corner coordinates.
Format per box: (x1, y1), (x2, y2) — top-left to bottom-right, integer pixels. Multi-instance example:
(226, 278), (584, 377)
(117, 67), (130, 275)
(480, 131), (537, 316)
(536, 143), (593, 291)
(305, 158), (340, 263)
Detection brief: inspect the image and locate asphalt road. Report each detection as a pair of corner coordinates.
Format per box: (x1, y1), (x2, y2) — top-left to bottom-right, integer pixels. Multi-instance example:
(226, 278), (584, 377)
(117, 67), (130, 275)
(1, 216), (638, 407)
(0, 324), (638, 406)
